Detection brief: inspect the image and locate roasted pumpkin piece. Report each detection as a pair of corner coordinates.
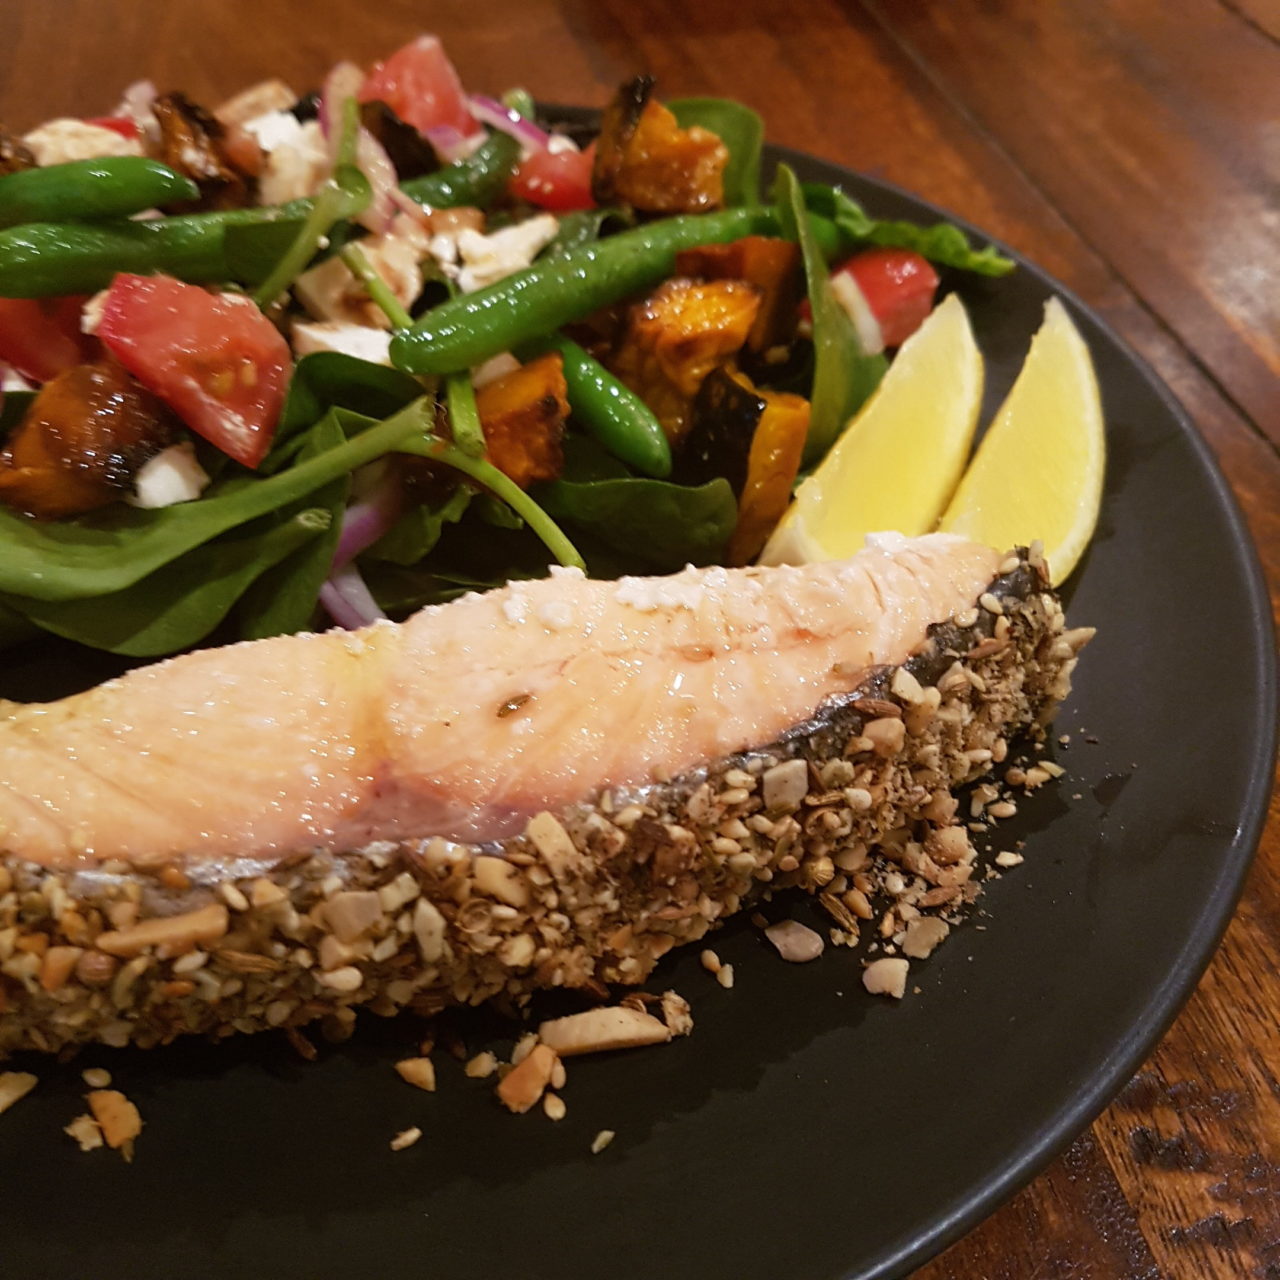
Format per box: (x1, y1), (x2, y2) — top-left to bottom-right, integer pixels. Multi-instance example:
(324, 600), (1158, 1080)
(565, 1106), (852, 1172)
(727, 381), (809, 566)
(474, 353), (570, 489)
(152, 92), (258, 211)
(0, 359), (178, 519)
(592, 76), (728, 214)
(0, 126), (36, 176)
(679, 367), (809, 566)
(677, 367), (764, 493)
(608, 278), (761, 445)
(675, 236), (804, 352)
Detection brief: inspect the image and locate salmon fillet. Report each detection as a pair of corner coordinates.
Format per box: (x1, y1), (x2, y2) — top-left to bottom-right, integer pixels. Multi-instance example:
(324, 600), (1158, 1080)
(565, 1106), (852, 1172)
(0, 532), (1001, 868)
(0, 535), (1091, 1055)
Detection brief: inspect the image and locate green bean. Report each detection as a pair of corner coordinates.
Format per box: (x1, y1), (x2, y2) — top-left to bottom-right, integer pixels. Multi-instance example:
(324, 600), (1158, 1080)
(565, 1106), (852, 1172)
(391, 207), (779, 376)
(0, 137), (520, 299)
(399, 131), (521, 210)
(521, 333), (671, 478)
(0, 157), (199, 230)
(0, 202), (310, 298)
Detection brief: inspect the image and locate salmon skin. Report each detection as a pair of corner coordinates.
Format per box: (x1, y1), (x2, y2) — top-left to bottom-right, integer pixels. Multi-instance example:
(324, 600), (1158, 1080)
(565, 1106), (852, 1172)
(0, 535), (1091, 1055)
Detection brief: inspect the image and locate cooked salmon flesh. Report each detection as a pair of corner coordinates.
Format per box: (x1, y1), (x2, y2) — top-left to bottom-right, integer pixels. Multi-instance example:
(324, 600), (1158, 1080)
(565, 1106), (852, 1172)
(0, 533), (1001, 870)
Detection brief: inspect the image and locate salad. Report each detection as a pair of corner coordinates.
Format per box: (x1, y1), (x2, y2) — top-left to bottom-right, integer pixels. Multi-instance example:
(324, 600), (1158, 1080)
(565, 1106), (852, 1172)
(0, 35), (1012, 658)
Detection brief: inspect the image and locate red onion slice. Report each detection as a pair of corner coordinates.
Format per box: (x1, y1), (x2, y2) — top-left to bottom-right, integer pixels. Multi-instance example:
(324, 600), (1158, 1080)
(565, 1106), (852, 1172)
(467, 94), (550, 154)
(320, 563), (387, 629)
(320, 62), (398, 234)
(116, 79), (159, 143)
(332, 468), (403, 570)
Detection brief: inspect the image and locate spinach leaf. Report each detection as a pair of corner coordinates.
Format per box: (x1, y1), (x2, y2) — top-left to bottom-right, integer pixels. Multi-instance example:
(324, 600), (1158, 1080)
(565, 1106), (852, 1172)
(4, 508), (328, 656)
(536, 474), (736, 571)
(802, 183), (1015, 277)
(669, 98), (763, 209)
(367, 485), (472, 565)
(267, 351), (422, 464)
(0, 398), (434, 603)
(236, 414), (350, 639)
(222, 216), (310, 284)
(543, 207), (635, 259)
(774, 164), (886, 463)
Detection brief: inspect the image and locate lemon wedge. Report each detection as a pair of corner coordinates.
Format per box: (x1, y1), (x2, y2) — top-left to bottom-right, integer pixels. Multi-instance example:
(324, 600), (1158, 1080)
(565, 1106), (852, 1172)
(759, 292), (984, 565)
(939, 297), (1104, 585)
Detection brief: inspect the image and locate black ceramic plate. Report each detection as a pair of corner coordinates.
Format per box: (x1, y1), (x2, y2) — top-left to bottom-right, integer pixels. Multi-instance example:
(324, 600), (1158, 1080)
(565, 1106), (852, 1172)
(0, 144), (1274, 1280)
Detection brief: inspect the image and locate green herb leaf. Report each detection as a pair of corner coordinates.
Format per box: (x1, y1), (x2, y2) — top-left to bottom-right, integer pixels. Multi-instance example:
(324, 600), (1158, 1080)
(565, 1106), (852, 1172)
(2, 508), (328, 656)
(669, 98), (764, 209)
(802, 183), (1015, 277)
(536, 474), (737, 572)
(773, 164), (886, 463)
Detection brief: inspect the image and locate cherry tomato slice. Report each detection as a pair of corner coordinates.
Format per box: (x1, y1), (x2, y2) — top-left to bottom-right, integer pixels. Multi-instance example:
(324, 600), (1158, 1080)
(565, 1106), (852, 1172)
(837, 248), (939, 349)
(508, 143), (597, 212)
(358, 35), (481, 144)
(0, 296), (92, 384)
(85, 116), (141, 140)
(97, 274), (291, 469)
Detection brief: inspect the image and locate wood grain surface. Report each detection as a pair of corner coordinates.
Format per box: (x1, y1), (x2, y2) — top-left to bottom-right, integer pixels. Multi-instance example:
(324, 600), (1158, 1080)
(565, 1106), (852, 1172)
(2, 2), (1278, 1276)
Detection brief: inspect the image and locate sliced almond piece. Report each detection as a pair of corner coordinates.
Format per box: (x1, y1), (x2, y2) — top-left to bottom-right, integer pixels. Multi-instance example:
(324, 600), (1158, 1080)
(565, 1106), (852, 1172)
(537, 1006), (672, 1058)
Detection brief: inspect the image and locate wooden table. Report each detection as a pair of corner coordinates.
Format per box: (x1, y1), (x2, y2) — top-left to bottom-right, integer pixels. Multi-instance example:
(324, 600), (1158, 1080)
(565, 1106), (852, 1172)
(3, 2), (1278, 1275)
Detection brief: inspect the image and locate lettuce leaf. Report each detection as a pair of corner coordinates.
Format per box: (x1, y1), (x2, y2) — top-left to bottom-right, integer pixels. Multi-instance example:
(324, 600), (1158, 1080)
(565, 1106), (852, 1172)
(802, 183), (1015, 277)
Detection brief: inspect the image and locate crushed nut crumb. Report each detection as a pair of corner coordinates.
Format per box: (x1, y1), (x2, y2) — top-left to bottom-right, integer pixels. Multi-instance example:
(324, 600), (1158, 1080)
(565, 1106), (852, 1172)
(390, 1126), (422, 1151)
(0, 1072), (38, 1115)
(394, 1057), (437, 1092)
(591, 1128), (616, 1154)
(64, 1114), (104, 1152)
(465, 1051), (498, 1080)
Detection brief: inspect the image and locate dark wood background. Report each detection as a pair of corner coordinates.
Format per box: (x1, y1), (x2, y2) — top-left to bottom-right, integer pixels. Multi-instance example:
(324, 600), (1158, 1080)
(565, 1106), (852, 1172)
(3, 1), (1279, 1275)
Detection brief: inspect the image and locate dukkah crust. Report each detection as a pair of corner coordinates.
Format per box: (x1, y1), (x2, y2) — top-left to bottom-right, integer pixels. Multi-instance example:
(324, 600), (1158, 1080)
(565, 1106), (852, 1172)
(0, 548), (1091, 1057)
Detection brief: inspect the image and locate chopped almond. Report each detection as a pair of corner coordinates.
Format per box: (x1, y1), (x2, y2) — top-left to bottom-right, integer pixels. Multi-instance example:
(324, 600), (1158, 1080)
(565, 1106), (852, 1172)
(64, 1114), (104, 1152)
(87, 1089), (142, 1159)
(496, 1043), (558, 1114)
(0, 1071), (37, 1115)
(394, 1057), (437, 1093)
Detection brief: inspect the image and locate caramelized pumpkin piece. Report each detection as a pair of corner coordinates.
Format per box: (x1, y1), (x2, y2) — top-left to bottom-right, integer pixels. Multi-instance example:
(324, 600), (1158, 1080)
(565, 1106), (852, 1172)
(675, 236), (804, 352)
(680, 367), (809, 565)
(0, 126), (36, 176)
(0, 359), (177, 519)
(153, 92), (258, 211)
(608, 278), (760, 445)
(592, 77), (727, 215)
(475, 353), (570, 489)
(728, 378), (809, 565)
